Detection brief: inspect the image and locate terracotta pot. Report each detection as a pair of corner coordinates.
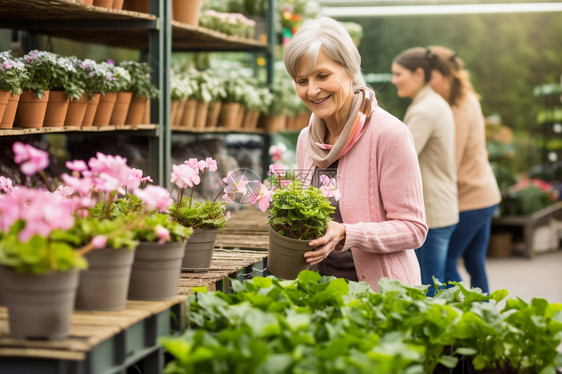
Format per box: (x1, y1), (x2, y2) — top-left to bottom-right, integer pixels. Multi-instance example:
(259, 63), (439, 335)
(128, 241), (186, 300)
(180, 98), (197, 128)
(93, 0), (113, 8)
(109, 91), (133, 126)
(44, 91), (70, 127)
(124, 0), (150, 13)
(263, 113), (286, 133)
(182, 228), (218, 270)
(236, 105), (246, 129)
(125, 94), (149, 125)
(267, 226), (310, 280)
(0, 93), (20, 129)
(93, 92), (117, 127)
(172, 0), (201, 26)
(64, 92), (89, 127)
(112, 0), (124, 10)
(170, 100), (182, 128)
(82, 0), (93, 5)
(219, 102), (240, 129)
(0, 266), (79, 340)
(242, 109), (259, 129)
(0, 90), (10, 123)
(75, 247), (136, 311)
(82, 93), (101, 127)
(206, 101), (221, 128)
(15, 90), (50, 128)
(193, 101), (209, 129)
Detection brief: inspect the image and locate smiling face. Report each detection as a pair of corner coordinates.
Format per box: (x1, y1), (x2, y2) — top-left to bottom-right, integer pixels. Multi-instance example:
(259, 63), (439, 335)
(294, 48), (354, 126)
(391, 62), (425, 99)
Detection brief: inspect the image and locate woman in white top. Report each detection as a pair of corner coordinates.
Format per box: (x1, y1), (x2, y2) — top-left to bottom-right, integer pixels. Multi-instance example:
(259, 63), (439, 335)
(391, 47), (459, 296)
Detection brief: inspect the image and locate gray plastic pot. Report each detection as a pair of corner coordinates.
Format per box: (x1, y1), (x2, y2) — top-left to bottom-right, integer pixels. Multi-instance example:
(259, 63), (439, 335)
(268, 226), (311, 280)
(181, 228), (218, 270)
(0, 266), (79, 340)
(128, 240), (186, 300)
(75, 247), (135, 311)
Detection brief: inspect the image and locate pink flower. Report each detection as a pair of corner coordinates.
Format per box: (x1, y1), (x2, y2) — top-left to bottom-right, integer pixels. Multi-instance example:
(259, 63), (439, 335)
(225, 211), (231, 220)
(53, 185), (73, 199)
(206, 157), (218, 172)
(268, 163), (286, 177)
(171, 164), (200, 189)
(248, 184), (272, 212)
(134, 185), (173, 212)
(132, 168), (154, 183)
(319, 175), (341, 201)
(155, 225), (170, 244)
(66, 160), (88, 173)
(0, 176), (13, 193)
(185, 158), (200, 170)
(91, 235), (107, 248)
(223, 172), (248, 195)
(12, 142), (49, 176)
(269, 143), (287, 162)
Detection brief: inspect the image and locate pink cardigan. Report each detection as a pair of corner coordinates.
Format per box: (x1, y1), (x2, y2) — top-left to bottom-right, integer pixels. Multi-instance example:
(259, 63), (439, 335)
(297, 106), (427, 291)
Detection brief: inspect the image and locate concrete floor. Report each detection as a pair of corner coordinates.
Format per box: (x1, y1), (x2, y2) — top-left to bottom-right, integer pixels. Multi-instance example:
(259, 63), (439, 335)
(457, 249), (562, 304)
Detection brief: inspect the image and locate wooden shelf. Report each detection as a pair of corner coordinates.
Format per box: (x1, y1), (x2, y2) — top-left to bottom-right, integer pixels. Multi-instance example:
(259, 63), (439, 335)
(171, 126), (265, 134)
(0, 124), (158, 136)
(0, 0), (267, 51)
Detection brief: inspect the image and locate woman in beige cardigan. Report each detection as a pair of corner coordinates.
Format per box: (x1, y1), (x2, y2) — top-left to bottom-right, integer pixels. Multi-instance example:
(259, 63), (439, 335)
(428, 46), (501, 294)
(391, 47), (459, 296)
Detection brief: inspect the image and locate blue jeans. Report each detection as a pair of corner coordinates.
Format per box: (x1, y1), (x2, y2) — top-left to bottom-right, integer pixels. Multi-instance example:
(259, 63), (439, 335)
(445, 204), (498, 294)
(415, 224), (457, 296)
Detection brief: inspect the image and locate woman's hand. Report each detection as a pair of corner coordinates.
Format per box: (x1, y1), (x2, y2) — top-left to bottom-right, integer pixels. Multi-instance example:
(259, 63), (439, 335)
(304, 221), (346, 266)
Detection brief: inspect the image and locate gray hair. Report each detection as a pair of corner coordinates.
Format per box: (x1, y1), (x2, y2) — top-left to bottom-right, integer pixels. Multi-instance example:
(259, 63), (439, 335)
(283, 17), (366, 90)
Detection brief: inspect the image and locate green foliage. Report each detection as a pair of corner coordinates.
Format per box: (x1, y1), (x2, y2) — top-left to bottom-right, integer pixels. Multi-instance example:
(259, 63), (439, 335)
(48, 55), (85, 100)
(161, 271), (562, 374)
(267, 180), (335, 240)
(58, 214), (138, 250)
(171, 197), (228, 230)
(499, 184), (556, 216)
(0, 221), (87, 274)
(0, 51), (27, 95)
(20, 50), (57, 98)
(118, 60), (160, 99)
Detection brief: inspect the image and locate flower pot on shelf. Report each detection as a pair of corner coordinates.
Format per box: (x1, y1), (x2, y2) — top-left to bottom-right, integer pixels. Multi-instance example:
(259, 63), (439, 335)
(125, 94), (149, 125)
(93, 92), (117, 127)
(182, 228), (218, 271)
(180, 98), (197, 128)
(268, 226), (310, 280)
(64, 92), (89, 127)
(0, 93), (20, 129)
(124, 0), (149, 13)
(82, 93), (101, 127)
(75, 247), (136, 311)
(242, 109), (260, 129)
(43, 90), (70, 127)
(112, 0), (124, 10)
(15, 90), (50, 129)
(219, 102), (240, 129)
(128, 241), (186, 300)
(82, 0), (93, 5)
(109, 91), (133, 126)
(172, 0), (201, 26)
(263, 113), (286, 133)
(0, 266), (79, 340)
(236, 104), (246, 129)
(170, 99), (182, 128)
(193, 101), (209, 129)
(0, 90), (11, 123)
(206, 101), (221, 128)
(93, 0), (112, 8)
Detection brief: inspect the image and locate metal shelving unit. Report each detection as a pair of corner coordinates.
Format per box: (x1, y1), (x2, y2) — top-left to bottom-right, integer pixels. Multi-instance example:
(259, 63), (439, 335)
(0, 0), (275, 186)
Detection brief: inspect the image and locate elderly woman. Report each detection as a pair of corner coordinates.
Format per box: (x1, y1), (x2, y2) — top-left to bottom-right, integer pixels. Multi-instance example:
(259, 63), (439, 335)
(283, 17), (427, 291)
(391, 47), (459, 296)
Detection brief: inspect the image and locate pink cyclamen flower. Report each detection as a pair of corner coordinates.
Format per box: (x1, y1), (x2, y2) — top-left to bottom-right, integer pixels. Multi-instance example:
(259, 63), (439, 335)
(185, 158), (200, 170)
(12, 142), (49, 176)
(66, 159), (88, 173)
(170, 164), (200, 189)
(155, 225), (170, 244)
(0, 176), (13, 193)
(205, 157), (218, 172)
(269, 143), (287, 162)
(248, 184), (272, 213)
(134, 185), (173, 212)
(223, 172), (248, 196)
(91, 235), (108, 249)
(268, 163), (286, 177)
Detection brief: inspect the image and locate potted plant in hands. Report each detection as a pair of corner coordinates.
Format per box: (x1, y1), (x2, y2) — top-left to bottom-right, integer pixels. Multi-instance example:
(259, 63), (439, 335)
(0, 51), (26, 128)
(111, 187), (193, 300)
(169, 157), (230, 271)
(119, 60), (160, 125)
(249, 165), (338, 279)
(0, 143), (87, 340)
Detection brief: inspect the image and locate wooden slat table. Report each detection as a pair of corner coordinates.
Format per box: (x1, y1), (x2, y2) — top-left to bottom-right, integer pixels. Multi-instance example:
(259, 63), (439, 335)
(214, 208), (269, 251)
(0, 296), (185, 374)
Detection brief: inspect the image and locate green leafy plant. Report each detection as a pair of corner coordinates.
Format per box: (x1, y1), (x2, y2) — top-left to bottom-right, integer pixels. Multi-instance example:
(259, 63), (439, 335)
(48, 55), (85, 100)
(499, 179), (557, 216)
(170, 197), (228, 230)
(0, 51), (27, 95)
(267, 180), (335, 240)
(161, 271), (562, 374)
(20, 50), (57, 98)
(118, 60), (160, 99)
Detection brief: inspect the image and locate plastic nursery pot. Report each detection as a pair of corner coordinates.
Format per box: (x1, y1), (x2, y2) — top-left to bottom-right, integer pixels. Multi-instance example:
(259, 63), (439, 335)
(267, 225), (311, 280)
(181, 228), (218, 271)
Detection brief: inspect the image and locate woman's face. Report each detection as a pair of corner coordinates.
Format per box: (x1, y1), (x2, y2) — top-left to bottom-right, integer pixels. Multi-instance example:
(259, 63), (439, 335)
(391, 62), (424, 99)
(294, 49), (354, 124)
(430, 69), (451, 101)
